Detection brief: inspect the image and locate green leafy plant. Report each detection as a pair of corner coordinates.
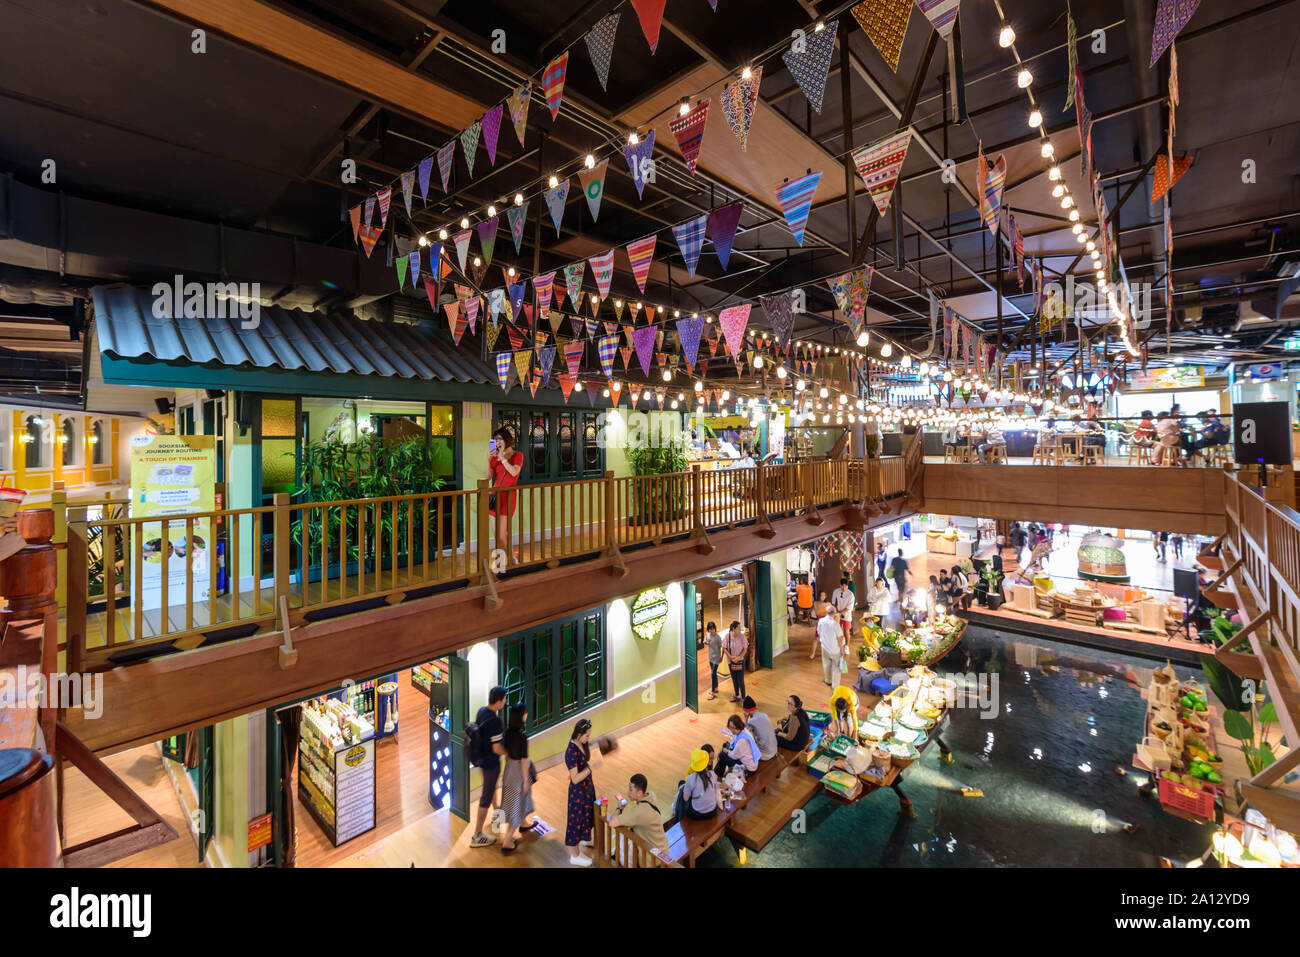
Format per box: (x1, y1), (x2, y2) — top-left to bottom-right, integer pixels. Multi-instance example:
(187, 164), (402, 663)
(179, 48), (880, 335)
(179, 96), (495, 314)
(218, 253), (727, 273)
(627, 440), (688, 525)
(1202, 656), (1281, 775)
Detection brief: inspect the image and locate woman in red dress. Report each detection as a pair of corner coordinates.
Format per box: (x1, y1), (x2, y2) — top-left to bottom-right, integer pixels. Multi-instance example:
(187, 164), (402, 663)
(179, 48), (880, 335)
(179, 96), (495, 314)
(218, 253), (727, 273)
(488, 426), (523, 566)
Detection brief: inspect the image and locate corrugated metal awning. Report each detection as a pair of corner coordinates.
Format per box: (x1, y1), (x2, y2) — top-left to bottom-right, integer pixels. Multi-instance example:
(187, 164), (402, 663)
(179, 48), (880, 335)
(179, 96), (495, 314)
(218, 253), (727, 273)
(90, 285), (495, 386)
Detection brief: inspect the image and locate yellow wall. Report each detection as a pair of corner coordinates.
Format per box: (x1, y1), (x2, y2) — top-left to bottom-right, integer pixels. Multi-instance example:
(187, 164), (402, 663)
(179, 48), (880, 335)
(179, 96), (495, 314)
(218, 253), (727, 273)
(2, 406), (138, 499)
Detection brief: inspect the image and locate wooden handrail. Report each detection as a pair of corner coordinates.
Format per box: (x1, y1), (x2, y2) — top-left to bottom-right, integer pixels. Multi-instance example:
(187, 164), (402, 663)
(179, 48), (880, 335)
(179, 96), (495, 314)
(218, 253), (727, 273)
(589, 800), (679, 868)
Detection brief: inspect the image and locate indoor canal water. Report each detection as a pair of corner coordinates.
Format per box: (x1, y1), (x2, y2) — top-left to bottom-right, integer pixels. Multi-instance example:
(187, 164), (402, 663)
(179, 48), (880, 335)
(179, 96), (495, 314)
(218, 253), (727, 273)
(699, 625), (1216, 868)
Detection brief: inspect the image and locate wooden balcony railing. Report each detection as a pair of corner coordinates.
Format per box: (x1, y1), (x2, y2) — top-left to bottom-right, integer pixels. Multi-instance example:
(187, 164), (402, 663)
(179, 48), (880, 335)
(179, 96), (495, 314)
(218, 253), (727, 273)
(62, 456), (910, 671)
(589, 799), (681, 868)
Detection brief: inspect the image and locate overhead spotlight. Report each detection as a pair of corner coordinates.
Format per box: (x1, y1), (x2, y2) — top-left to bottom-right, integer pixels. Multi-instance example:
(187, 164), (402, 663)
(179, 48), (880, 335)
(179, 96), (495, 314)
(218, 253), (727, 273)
(514, 193), (524, 206)
(1017, 69), (1033, 88)
(460, 217), (470, 229)
(662, 369), (672, 382)
(856, 330), (870, 347)
(418, 235), (429, 247)
(548, 174), (559, 188)
(999, 23), (1015, 47)
(1028, 109), (1042, 128)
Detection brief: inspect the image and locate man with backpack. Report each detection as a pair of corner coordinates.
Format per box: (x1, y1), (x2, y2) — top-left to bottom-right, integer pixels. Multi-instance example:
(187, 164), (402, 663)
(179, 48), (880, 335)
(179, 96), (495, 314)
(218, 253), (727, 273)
(468, 686), (509, 848)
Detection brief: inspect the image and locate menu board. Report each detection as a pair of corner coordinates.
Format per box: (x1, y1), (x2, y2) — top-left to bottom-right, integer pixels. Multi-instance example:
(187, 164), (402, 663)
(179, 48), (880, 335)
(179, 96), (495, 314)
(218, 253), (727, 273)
(333, 738), (376, 844)
(129, 433), (217, 612)
(1127, 366), (1204, 391)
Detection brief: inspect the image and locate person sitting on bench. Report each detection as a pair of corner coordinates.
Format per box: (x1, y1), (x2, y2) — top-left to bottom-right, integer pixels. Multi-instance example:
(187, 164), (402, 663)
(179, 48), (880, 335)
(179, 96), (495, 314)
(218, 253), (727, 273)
(714, 714), (759, 777)
(671, 749), (720, 823)
(775, 694), (811, 752)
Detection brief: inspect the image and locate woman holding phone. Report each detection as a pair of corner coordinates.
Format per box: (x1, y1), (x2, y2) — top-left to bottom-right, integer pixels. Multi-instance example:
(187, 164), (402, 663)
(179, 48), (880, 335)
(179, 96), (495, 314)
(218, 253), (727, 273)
(488, 426), (523, 567)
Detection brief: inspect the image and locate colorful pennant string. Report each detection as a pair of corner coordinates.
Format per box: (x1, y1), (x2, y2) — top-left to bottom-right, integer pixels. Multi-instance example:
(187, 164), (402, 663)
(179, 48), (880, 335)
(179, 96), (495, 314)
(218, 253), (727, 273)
(589, 249), (615, 300)
(672, 215), (708, 278)
(719, 304), (751, 358)
(707, 202), (744, 270)
(669, 98), (709, 175)
(542, 52), (569, 120)
(1151, 0), (1199, 67)
(482, 104), (503, 167)
(775, 171), (821, 246)
(578, 159), (609, 221)
(506, 85), (531, 147)
(623, 130), (656, 199)
(850, 130), (911, 216)
(852, 0), (913, 73)
(459, 122), (481, 179)
(721, 66), (761, 151)
(544, 178), (570, 236)
(584, 12), (620, 91)
(507, 203), (528, 254)
(781, 18), (838, 113)
(630, 0), (668, 53)
(625, 235), (657, 293)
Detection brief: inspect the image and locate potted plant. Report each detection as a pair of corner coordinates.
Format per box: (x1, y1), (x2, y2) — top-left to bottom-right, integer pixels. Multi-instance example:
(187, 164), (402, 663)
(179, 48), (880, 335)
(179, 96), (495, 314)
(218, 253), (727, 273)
(1202, 656), (1280, 776)
(627, 440), (688, 526)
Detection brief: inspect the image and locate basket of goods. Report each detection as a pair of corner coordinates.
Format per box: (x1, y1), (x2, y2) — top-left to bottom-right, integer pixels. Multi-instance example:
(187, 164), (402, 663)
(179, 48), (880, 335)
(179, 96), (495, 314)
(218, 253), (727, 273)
(1148, 678), (1178, 709)
(870, 746), (892, 771)
(807, 753), (835, 778)
(825, 734), (856, 758)
(1136, 735), (1172, 772)
(900, 710), (936, 731)
(805, 710), (832, 727)
(1151, 717), (1176, 741)
(881, 737), (920, 768)
(1187, 744), (1224, 772)
(1157, 772), (1218, 819)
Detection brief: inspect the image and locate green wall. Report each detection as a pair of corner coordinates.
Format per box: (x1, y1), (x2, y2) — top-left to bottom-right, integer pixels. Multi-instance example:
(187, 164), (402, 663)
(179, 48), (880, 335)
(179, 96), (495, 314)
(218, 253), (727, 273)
(765, 549), (790, 657)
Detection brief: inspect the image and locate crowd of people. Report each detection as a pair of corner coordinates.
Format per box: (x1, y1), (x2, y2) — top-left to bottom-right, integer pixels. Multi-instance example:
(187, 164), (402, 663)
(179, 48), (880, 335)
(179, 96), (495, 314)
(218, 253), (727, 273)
(1127, 407), (1229, 466)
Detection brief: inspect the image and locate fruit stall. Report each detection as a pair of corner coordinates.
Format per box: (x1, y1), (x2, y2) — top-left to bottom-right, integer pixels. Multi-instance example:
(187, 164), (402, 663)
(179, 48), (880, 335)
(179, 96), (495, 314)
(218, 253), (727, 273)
(860, 613), (967, 670)
(1133, 663), (1224, 822)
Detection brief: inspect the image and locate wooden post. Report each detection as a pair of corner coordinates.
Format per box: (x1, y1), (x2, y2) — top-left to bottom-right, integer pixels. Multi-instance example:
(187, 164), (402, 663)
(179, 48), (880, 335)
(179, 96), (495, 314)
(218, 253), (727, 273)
(65, 506), (88, 684)
(51, 482), (67, 614)
(476, 480), (491, 583)
(603, 470), (616, 552)
(691, 465), (703, 535)
(272, 493), (290, 613)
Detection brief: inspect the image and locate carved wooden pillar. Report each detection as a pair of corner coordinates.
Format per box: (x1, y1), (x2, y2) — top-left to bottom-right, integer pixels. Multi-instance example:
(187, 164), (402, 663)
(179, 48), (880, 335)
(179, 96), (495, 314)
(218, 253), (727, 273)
(0, 508), (59, 749)
(0, 749), (60, 867)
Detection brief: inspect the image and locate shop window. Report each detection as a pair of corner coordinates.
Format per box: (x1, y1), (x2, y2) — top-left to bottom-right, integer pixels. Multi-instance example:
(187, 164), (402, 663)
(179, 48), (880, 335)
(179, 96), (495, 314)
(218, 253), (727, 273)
(496, 407), (604, 482)
(61, 418), (77, 467)
(498, 608), (605, 735)
(24, 415), (43, 469)
(91, 420), (106, 466)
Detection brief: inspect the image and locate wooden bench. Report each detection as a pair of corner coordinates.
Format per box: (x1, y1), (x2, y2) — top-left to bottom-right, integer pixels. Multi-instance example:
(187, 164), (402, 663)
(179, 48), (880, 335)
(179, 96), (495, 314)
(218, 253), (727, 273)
(662, 754), (791, 866)
(591, 800), (682, 868)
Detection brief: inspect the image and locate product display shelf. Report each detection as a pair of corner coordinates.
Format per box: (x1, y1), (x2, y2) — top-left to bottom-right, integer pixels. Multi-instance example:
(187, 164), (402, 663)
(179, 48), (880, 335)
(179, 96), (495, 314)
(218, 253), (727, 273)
(297, 704), (377, 846)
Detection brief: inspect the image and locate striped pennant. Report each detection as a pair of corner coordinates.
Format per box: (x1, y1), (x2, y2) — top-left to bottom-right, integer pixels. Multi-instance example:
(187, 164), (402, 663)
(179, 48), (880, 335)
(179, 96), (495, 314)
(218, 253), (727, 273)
(620, 346), (633, 370)
(477, 216), (499, 267)
(624, 235), (657, 293)
(623, 130), (656, 199)
(630, 0), (667, 53)
(558, 373), (578, 402)
(495, 352), (513, 392)
(562, 341), (585, 374)
(851, 130), (911, 217)
(589, 249), (615, 300)
(542, 52), (569, 120)
(597, 333), (619, 378)
(465, 294), (479, 333)
(399, 170), (415, 218)
(982, 154), (1006, 238)
(533, 271), (556, 318)
(579, 159), (608, 221)
(377, 187), (391, 227)
(436, 140), (455, 192)
(672, 214), (708, 278)
(506, 202), (528, 254)
(781, 19), (838, 113)
(669, 98), (709, 175)
(417, 156), (433, 204)
(544, 179), (570, 236)
(358, 224), (382, 258)
(506, 85), (531, 147)
(774, 171), (821, 246)
(445, 301), (466, 345)
(460, 121), (481, 178)
(564, 261), (585, 309)
(707, 202), (744, 270)
(719, 304), (751, 358)
(676, 315), (704, 372)
(408, 249), (421, 288)
(584, 13), (620, 91)
(482, 105), (503, 167)
(721, 66), (761, 151)
(585, 316), (601, 339)
(364, 195), (375, 227)
(452, 230), (472, 272)
(915, 0), (960, 40)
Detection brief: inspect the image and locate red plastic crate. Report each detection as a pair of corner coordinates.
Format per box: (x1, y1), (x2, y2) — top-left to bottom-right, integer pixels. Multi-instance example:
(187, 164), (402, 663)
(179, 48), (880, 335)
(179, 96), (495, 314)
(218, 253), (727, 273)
(1158, 777), (1216, 820)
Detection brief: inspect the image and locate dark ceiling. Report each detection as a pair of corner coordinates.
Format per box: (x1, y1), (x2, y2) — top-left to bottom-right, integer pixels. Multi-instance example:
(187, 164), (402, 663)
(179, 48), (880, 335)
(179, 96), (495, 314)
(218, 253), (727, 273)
(1, 0), (1299, 397)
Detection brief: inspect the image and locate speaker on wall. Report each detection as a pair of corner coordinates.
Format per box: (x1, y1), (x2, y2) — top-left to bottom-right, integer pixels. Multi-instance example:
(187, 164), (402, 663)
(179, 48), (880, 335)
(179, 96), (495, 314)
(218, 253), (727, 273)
(1233, 401), (1291, 465)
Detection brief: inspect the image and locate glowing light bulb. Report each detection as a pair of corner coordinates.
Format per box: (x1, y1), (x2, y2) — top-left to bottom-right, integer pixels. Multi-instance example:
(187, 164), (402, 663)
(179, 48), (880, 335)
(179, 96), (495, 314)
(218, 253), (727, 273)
(856, 331), (869, 347)
(548, 174), (559, 188)
(438, 228), (448, 240)
(999, 24), (1015, 47)
(1017, 69), (1032, 88)
(1049, 166), (1061, 181)
(507, 266), (516, 276)
(628, 131), (639, 145)
(679, 99), (690, 116)
(741, 66), (752, 80)
(514, 193), (524, 206)
(753, 355), (764, 368)
(662, 370), (672, 382)
(473, 256), (481, 267)
(460, 217), (470, 229)
(795, 379), (806, 392)
(1052, 185), (1064, 198)
(487, 204), (496, 217)
(1041, 142), (1055, 158)
(418, 235), (429, 246)
(880, 343), (893, 358)
(694, 380), (703, 392)
(585, 154), (596, 169)
(1028, 109), (1042, 129)
(777, 365), (787, 379)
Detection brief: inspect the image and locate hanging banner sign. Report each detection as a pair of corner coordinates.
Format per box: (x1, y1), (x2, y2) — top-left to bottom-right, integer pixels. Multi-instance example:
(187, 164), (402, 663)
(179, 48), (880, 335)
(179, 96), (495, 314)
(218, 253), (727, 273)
(129, 433), (217, 613)
(1126, 365), (1204, 391)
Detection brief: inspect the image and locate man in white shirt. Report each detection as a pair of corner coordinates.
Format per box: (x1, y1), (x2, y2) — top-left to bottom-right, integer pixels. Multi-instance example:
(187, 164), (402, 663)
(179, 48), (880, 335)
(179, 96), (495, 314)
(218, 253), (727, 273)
(831, 578), (856, 645)
(816, 608), (844, 686)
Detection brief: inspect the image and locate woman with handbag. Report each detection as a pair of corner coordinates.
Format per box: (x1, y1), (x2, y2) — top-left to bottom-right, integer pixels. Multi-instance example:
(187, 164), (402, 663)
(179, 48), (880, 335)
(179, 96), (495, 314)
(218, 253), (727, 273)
(499, 704), (536, 855)
(563, 719), (597, 866)
(488, 426), (524, 567)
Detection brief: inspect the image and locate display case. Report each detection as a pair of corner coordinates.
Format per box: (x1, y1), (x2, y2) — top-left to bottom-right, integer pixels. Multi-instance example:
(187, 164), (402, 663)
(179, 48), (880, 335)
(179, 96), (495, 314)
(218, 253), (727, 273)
(297, 697), (377, 846)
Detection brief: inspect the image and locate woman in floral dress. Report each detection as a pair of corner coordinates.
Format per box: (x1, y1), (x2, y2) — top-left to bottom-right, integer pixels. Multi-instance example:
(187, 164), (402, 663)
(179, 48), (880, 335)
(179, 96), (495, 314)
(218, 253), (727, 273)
(564, 719), (596, 866)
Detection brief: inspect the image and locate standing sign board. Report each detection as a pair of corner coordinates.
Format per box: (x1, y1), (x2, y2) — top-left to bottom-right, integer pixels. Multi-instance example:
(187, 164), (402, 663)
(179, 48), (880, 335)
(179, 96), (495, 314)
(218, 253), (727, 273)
(129, 433), (217, 612)
(1233, 401), (1292, 466)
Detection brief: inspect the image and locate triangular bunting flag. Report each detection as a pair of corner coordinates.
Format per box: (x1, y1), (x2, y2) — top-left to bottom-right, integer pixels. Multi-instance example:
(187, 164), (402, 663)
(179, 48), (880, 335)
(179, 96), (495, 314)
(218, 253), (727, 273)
(563, 341), (585, 374)
(983, 155), (1006, 238)
(538, 345), (556, 386)
(775, 171), (821, 246)
(781, 18), (838, 113)
(564, 261), (586, 309)
(513, 350), (532, 390)
(558, 373), (577, 402)
(852, 0), (913, 73)
(364, 195), (375, 227)
(506, 85), (531, 147)
(1151, 0), (1200, 67)
(589, 249), (615, 299)
(436, 140), (455, 192)
(460, 121), (482, 178)
(632, 325), (657, 377)
(481, 104), (503, 167)
(544, 179), (570, 236)
(422, 277), (440, 314)
(625, 235), (656, 293)
(623, 130), (656, 199)
(508, 281), (527, 319)
(851, 130), (912, 216)
(619, 346), (633, 370)
(721, 66), (761, 150)
(597, 334), (619, 378)
(672, 215), (708, 278)
(578, 159), (609, 221)
(396, 254), (409, 289)
(630, 0), (668, 53)
(761, 292), (796, 351)
(542, 52), (569, 120)
(1151, 154), (1194, 204)
(707, 335), (720, 357)
(477, 216), (499, 266)
(358, 224), (382, 258)
(453, 230), (472, 272)
(585, 316), (601, 339)
(719, 304), (751, 358)
(533, 271), (556, 318)
(506, 202), (528, 254)
(676, 315), (704, 372)
(487, 287), (506, 322)
(669, 98), (709, 175)
(465, 295), (479, 333)
(707, 202), (744, 270)
(585, 380), (601, 405)
(399, 170), (415, 218)
(408, 249), (421, 288)
(377, 187), (391, 227)
(506, 323), (524, 351)
(584, 13), (620, 91)
(445, 301), (466, 345)
(915, 0), (960, 40)
(417, 156), (434, 204)
(496, 352), (513, 392)
(348, 204), (362, 242)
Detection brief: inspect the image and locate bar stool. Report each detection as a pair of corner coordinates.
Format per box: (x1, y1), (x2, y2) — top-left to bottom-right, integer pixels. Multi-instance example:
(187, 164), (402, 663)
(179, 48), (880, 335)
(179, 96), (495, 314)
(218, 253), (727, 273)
(1032, 444), (1055, 465)
(1209, 445), (1233, 468)
(1082, 445), (1104, 465)
(944, 444), (959, 463)
(985, 445), (1007, 464)
(1126, 443), (1152, 466)
(1059, 435), (1081, 461)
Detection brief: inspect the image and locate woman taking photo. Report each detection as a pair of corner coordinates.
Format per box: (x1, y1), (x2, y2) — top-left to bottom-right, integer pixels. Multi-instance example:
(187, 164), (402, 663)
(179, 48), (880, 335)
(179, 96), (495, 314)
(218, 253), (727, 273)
(488, 426), (523, 567)
(563, 719), (597, 866)
(499, 704), (535, 855)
